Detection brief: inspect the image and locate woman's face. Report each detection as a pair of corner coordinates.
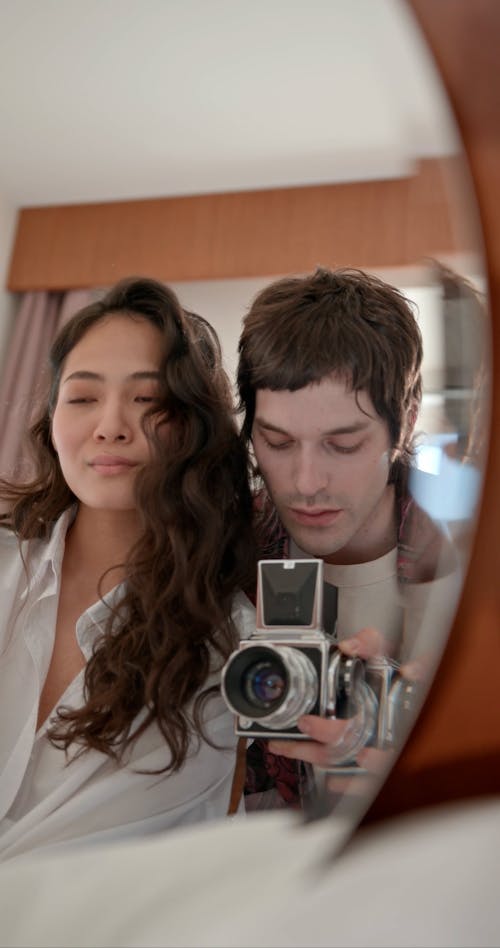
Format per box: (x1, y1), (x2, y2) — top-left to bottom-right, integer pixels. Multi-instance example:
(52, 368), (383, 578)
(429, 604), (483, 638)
(51, 313), (163, 513)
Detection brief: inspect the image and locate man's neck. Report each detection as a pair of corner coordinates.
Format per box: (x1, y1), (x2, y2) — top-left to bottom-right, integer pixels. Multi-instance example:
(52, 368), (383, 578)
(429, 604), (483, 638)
(323, 485), (398, 567)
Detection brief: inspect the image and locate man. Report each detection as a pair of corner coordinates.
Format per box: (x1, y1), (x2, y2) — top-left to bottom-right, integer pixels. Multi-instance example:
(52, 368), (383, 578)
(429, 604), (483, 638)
(236, 266), (458, 805)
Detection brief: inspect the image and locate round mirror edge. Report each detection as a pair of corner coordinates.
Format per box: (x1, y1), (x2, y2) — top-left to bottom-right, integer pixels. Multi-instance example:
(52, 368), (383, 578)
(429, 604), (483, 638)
(358, 0), (500, 828)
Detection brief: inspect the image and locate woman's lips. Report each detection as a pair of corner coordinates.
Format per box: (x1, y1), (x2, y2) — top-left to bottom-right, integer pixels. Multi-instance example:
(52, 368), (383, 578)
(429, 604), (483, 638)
(288, 507), (342, 526)
(89, 455), (138, 476)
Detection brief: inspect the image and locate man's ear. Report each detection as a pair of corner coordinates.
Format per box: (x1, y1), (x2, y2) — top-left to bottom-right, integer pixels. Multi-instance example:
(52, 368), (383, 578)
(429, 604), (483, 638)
(391, 402), (419, 463)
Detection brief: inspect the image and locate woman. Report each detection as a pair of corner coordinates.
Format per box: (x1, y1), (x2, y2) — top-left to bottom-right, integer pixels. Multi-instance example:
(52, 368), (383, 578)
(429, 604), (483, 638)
(0, 277), (256, 861)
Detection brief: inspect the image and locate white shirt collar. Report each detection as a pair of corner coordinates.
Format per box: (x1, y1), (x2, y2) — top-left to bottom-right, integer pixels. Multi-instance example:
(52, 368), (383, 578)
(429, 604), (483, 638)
(21, 506), (77, 598)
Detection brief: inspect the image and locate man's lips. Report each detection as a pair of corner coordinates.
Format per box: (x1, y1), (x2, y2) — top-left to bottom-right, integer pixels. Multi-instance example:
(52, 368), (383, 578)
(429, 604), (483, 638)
(287, 507), (342, 526)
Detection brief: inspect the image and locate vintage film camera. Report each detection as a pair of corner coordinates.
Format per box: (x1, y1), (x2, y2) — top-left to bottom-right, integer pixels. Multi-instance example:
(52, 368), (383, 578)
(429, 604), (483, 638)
(221, 559), (418, 772)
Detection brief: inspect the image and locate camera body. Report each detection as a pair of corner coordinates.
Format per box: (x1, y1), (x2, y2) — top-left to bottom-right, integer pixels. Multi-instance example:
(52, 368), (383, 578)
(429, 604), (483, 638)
(221, 559), (415, 769)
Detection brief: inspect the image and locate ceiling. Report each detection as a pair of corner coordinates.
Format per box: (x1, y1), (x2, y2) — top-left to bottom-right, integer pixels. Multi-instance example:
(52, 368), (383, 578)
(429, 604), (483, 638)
(0, 0), (459, 208)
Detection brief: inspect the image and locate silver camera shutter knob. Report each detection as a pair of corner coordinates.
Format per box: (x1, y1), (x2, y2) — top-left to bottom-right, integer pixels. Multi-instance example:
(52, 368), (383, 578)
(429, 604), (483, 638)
(338, 655), (365, 697)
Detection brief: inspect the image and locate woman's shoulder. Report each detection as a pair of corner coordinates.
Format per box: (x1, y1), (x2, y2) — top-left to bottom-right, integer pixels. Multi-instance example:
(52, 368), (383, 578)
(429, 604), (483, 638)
(0, 508), (70, 574)
(0, 526), (28, 593)
(0, 525), (22, 557)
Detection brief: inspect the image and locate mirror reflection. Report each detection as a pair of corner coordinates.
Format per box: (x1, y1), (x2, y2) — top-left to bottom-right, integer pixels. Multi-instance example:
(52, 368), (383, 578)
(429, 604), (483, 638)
(0, 0), (491, 891)
(224, 260), (489, 823)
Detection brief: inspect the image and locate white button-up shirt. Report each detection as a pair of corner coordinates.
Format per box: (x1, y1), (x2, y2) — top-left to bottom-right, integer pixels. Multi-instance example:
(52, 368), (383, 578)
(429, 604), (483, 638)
(0, 510), (255, 862)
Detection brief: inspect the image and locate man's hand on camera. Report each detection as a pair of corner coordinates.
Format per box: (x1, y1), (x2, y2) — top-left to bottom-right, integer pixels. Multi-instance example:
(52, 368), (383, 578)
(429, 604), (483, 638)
(337, 625), (389, 660)
(267, 713), (362, 768)
(266, 626), (389, 769)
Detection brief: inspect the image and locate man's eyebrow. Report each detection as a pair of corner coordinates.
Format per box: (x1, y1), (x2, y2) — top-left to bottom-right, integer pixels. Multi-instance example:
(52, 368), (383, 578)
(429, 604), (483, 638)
(62, 370), (161, 383)
(254, 417), (370, 436)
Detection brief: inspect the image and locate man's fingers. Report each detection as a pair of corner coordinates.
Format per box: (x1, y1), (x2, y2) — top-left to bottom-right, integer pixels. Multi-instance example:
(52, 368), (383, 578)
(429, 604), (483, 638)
(296, 714), (347, 743)
(267, 739), (323, 765)
(267, 716), (360, 767)
(338, 626), (388, 660)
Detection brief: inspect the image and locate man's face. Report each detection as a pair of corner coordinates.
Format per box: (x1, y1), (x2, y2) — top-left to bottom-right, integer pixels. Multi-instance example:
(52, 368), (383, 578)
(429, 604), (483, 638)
(252, 374), (397, 564)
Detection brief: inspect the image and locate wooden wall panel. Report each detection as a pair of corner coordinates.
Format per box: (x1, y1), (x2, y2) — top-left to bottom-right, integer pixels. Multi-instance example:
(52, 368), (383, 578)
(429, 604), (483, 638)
(7, 158), (472, 292)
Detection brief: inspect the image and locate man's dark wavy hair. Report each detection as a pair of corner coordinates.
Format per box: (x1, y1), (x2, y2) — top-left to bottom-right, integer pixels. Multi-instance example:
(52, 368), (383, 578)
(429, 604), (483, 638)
(237, 266), (423, 490)
(0, 277), (256, 772)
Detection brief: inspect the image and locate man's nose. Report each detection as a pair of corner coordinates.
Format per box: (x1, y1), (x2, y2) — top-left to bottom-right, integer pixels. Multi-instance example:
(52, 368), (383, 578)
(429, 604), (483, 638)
(293, 450), (329, 498)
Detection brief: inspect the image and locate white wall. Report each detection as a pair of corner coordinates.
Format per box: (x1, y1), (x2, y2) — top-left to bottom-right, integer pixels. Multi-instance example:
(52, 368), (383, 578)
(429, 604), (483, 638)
(169, 275), (276, 392)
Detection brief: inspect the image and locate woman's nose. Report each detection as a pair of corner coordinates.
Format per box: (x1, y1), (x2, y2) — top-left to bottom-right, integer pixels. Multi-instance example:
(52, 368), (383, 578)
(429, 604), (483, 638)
(93, 401), (132, 442)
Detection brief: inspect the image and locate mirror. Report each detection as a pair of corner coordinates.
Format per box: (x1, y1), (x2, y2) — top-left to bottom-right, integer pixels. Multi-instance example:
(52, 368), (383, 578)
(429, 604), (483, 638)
(0, 0), (492, 869)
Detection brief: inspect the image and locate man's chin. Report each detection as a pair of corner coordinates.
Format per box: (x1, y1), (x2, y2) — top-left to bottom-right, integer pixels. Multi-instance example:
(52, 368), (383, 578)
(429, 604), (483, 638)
(282, 519), (345, 560)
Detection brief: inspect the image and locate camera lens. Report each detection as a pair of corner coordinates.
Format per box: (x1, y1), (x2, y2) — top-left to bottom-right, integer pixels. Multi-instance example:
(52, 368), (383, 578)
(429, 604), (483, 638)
(243, 660), (287, 708)
(221, 644), (319, 729)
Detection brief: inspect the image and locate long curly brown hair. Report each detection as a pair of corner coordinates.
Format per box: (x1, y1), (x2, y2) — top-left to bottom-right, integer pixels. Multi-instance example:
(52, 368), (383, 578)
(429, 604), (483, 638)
(0, 277), (256, 772)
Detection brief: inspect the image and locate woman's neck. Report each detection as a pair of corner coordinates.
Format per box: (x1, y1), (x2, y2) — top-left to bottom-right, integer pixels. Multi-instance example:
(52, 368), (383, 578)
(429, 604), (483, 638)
(63, 506), (141, 594)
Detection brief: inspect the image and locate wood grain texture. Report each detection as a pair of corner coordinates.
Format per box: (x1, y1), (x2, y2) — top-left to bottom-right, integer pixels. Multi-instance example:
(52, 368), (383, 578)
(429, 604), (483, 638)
(7, 159), (470, 291)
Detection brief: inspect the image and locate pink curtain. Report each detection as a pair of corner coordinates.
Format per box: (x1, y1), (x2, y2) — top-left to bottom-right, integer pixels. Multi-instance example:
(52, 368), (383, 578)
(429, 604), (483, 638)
(0, 289), (95, 479)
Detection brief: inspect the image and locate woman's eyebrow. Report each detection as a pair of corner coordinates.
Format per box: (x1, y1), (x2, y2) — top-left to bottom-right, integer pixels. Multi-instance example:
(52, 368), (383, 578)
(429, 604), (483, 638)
(62, 370), (161, 383)
(129, 371), (162, 381)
